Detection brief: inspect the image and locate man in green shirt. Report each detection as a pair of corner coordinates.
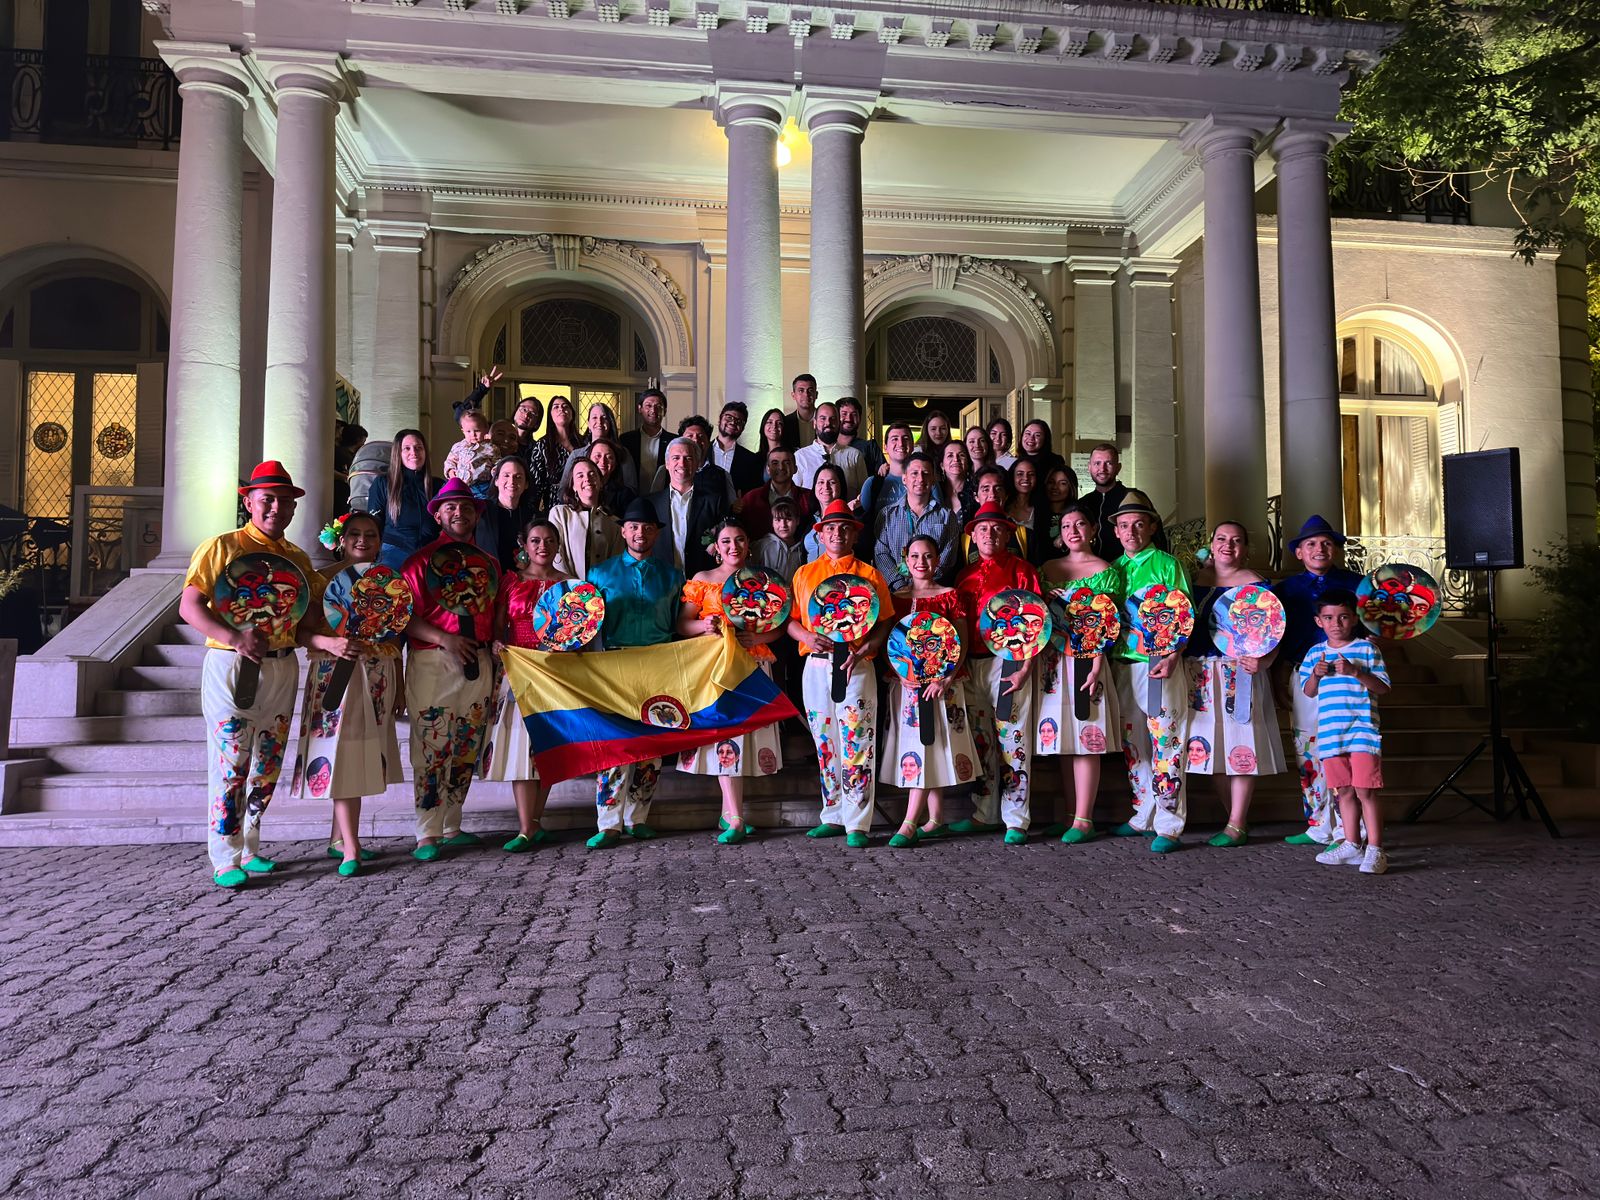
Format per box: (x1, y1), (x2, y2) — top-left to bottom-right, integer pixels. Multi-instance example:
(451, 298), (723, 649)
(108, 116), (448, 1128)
(1109, 489), (1192, 852)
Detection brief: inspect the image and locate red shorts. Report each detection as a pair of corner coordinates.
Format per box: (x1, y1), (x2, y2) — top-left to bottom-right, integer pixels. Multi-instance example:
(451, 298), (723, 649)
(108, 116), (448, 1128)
(1323, 752), (1384, 790)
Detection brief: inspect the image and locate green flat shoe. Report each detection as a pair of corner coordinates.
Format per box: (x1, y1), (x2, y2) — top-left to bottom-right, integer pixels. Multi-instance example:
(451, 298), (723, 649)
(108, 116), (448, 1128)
(443, 831), (482, 848)
(1283, 832), (1322, 846)
(717, 824), (748, 845)
(806, 823), (846, 838)
(586, 829), (623, 850)
(326, 845), (379, 862)
(1150, 835), (1181, 854)
(1112, 822), (1152, 838)
(241, 856), (276, 874)
(1040, 822), (1068, 838)
(1208, 824), (1248, 848)
(412, 843), (441, 862)
(626, 824), (657, 841)
(1003, 828), (1028, 846)
(503, 834), (535, 853)
(336, 860), (361, 878)
(947, 819), (1003, 836)
(718, 817), (757, 836)
(1061, 825), (1098, 845)
(918, 823), (950, 841)
(845, 831), (870, 849)
(213, 868), (248, 889)
(887, 830), (918, 849)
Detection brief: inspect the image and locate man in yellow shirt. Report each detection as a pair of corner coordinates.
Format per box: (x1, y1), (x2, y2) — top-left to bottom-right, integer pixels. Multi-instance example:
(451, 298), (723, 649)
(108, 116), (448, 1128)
(788, 500), (895, 847)
(180, 461), (354, 888)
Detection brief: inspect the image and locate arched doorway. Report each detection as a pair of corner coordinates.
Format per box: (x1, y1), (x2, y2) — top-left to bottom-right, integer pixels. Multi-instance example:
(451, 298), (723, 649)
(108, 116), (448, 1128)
(863, 304), (1015, 446)
(476, 286), (658, 437)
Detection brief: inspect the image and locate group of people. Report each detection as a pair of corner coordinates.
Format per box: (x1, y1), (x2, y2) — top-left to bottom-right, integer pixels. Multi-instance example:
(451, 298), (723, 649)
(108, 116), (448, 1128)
(185, 374), (1395, 888)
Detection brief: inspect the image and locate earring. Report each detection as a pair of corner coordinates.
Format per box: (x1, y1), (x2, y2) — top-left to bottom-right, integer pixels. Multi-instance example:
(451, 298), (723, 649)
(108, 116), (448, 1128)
(515, 548), (530, 567)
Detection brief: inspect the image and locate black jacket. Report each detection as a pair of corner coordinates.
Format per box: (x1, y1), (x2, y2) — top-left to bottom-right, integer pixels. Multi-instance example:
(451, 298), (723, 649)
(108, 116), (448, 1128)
(620, 428), (673, 482)
(647, 483), (729, 577)
(723, 444), (766, 496)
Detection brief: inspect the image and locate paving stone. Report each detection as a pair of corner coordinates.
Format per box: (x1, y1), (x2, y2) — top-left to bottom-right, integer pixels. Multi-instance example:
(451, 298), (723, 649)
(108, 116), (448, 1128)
(0, 823), (1595, 1197)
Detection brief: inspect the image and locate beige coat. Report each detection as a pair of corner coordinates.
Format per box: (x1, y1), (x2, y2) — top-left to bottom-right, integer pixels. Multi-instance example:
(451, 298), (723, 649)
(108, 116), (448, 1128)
(548, 505), (623, 578)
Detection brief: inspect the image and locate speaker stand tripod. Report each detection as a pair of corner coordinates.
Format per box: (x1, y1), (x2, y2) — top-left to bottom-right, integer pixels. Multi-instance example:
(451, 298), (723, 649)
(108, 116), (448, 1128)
(1405, 571), (1560, 837)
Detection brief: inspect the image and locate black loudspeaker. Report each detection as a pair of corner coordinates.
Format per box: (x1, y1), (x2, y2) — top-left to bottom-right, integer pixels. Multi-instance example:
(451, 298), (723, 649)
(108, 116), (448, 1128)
(1443, 449), (1524, 570)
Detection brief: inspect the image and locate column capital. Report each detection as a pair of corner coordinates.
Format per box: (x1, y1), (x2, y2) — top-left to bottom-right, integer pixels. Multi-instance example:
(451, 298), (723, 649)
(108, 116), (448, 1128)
(156, 40), (251, 106)
(1064, 254), (1122, 283)
(801, 87), (877, 137)
(713, 81), (790, 132)
(1272, 119), (1351, 163)
(1126, 257), (1183, 286)
(367, 219), (429, 253)
(255, 49), (351, 104)
(1180, 115), (1269, 160)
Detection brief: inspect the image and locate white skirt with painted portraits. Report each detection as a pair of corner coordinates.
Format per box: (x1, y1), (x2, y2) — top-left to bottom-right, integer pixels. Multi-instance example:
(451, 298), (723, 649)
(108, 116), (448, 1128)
(1033, 647), (1120, 758)
(1181, 656), (1287, 776)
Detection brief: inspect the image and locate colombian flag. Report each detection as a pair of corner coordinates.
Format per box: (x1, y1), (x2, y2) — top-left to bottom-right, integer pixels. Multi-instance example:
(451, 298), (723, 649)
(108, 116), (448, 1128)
(502, 628), (799, 785)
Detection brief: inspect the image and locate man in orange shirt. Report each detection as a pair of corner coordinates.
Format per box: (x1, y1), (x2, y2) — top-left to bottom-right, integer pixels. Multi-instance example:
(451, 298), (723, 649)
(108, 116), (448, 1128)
(787, 500), (895, 847)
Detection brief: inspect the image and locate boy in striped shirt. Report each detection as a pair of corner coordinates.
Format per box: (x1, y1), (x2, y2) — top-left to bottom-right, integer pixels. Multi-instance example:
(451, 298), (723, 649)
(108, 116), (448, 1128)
(1299, 590), (1392, 874)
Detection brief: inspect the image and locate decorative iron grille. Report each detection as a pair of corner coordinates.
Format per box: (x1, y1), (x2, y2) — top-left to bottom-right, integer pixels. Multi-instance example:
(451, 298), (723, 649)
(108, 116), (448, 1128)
(1343, 534), (1481, 615)
(518, 299), (622, 371)
(492, 324), (507, 367)
(1331, 155), (1471, 224)
(3, 51), (181, 149)
(885, 316), (978, 384)
(988, 349), (1002, 386)
(633, 332), (649, 374)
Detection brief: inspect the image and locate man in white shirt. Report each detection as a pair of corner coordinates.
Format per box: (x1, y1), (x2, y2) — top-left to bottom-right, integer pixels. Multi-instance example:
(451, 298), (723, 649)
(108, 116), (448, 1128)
(712, 401), (764, 495)
(795, 402), (869, 496)
(646, 437), (726, 575)
(783, 374), (819, 448)
(621, 388), (672, 485)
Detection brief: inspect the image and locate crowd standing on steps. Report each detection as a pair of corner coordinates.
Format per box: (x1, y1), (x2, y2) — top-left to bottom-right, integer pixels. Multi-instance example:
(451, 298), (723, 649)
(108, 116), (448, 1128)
(190, 373), (1396, 887)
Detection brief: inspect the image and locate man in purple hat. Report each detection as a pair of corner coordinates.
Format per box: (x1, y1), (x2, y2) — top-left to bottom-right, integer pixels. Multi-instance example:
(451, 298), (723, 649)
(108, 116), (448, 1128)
(1273, 514), (1364, 847)
(180, 461), (351, 888)
(400, 479), (500, 861)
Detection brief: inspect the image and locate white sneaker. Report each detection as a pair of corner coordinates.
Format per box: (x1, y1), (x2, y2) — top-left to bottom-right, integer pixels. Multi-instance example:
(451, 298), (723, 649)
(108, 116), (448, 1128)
(1359, 846), (1389, 875)
(1315, 840), (1363, 866)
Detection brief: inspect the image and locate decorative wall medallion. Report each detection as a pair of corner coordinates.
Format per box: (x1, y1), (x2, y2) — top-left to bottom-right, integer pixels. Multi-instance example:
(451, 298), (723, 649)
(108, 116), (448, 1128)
(33, 422), (67, 453)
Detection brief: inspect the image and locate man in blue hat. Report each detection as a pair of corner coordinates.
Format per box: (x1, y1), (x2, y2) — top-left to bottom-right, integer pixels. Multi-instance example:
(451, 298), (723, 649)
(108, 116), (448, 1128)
(1273, 514), (1363, 847)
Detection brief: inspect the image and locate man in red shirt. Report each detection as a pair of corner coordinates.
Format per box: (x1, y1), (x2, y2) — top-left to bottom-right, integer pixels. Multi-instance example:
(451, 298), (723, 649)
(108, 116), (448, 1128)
(954, 502), (1043, 842)
(400, 478), (501, 862)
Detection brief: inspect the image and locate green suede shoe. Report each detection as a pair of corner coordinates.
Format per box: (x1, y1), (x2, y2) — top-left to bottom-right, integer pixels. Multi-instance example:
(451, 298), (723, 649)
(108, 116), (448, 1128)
(1283, 832), (1322, 845)
(918, 823), (950, 840)
(717, 823), (748, 845)
(947, 818), (1003, 836)
(336, 860), (361, 878)
(213, 868), (248, 889)
(626, 824), (657, 841)
(1208, 824), (1248, 848)
(241, 856), (276, 874)
(845, 831), (870, 848)
(1003, 828), (1028, 846)
(718, 817), (756, 836)
(887, 829), (918, 849)
(443, 831), (482, 848)
(1150, 835), (1181, 854)
(806, 823), (846, 838)
(586, 829), (623, 850)
(502, 834), (536, 853)
(1061, 820), (1099, 845)
(326, 845), (379, 862)
(412, 843), (441, 863)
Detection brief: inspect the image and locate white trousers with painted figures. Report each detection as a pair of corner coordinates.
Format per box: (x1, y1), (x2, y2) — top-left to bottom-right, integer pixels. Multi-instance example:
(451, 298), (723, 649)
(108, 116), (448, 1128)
(963, 657), (1036, 830)
(201, 649), (298, 872)
(595, 758), (663, 831)
(1114, 659), (1188, 838)
(407, 646), (493, 842)
(801, 655), (877, 832)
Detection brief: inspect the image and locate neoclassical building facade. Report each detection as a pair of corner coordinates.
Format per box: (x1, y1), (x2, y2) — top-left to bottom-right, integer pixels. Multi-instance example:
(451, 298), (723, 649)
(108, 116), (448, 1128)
(1, 0), (1593, 627)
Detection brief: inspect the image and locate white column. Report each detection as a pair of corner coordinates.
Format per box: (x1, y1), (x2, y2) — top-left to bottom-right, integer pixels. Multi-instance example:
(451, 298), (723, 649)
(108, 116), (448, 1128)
(1275, 121), (1344, 532)
(259, 52), (345, 552)
(334, 215), (357, 383)
(362, 219), (428, 439)
(150, 43), (251, 569)
(1066, 256), (1121, 446)
(804, 90), (874, 404)
(716, 84), (788, 416)
(1128, 259), (1181, 520)
(1185, 118), (1269, 555)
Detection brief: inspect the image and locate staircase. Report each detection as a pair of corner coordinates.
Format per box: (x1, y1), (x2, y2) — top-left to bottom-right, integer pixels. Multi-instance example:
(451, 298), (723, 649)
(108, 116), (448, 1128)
(1, 617), (1591, 847)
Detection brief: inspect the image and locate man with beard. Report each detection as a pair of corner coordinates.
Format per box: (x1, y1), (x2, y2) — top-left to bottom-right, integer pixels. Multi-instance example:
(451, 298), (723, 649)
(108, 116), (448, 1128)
(180, 461), (350, 888)
(400, 478), (501, 862)
(621, 388), (673, 487)
(782, 373), (819, 448)
(1079, 443), (1169, 561)
(795, 402), (869, 496)
(836, 396), (884, 475)
(711, 400), (765, 495)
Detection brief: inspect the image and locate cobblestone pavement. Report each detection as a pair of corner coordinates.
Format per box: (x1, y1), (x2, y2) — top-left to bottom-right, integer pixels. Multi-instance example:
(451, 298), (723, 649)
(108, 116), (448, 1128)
(1, 820), (1596, 1200)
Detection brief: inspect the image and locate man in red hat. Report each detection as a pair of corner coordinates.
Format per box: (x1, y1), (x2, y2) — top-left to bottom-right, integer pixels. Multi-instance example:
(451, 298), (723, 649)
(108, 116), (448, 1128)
(179, 461), (354, 888)
(787, 499), (895, 848)
(954, 502), (1043, 841)
(400, 478), (500, 862)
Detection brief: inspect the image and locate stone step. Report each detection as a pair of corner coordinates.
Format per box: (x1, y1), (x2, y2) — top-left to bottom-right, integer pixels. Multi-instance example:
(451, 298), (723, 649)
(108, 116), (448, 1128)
(11, 714), (211, 746)
(119, 664), (201, 690)
(141, 642), (207, 668)
(97, 689), (203, 716)
(159, 624), (207, 645)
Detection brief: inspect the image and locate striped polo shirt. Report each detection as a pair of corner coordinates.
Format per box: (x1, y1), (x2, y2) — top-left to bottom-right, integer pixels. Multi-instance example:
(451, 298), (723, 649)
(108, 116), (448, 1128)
(1296, 639), (1389, 758)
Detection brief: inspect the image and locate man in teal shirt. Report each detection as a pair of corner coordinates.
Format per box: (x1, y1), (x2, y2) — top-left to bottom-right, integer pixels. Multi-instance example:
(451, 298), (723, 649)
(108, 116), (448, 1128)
(584, 497), (684, 848)
(1109, 489), (1192, 852)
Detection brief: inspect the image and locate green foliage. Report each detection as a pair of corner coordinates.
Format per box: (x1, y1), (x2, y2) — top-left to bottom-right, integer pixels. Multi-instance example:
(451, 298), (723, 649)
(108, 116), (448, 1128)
(1505, 541), (1600, 739)
(1337, 0), (1600, 259)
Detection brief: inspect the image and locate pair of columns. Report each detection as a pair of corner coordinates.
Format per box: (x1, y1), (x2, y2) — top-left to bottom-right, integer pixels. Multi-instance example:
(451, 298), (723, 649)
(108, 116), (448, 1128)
(155, 43), (346, 565)
(716, 85), (873, 415)
(1187, 115), (1343, 554)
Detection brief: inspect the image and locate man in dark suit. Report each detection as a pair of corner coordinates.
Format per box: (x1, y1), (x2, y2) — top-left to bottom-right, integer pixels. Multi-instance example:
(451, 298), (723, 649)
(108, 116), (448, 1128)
(711, 401), (766, 496)
(780, 373), (819, 449)
(648, 436), (728, 576)
(620, 387), (672, 486)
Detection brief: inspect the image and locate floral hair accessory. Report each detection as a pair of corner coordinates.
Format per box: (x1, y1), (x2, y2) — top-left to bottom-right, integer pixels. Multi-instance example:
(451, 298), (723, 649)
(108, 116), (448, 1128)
(318, 513), (355, 550)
